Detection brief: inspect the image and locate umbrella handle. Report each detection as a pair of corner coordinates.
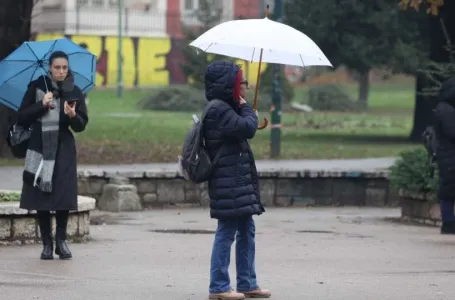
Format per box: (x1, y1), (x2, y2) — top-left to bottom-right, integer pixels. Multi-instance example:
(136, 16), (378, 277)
(257, 117), (269, 129)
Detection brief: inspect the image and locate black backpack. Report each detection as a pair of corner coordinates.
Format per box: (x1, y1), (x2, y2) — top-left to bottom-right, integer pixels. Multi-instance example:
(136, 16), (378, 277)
(6, 123), (32, 159)
(177, 99), (226, 184)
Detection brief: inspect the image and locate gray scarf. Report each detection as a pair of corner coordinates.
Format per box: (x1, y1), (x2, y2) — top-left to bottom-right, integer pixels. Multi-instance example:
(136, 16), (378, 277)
(24, 76), (61, 193)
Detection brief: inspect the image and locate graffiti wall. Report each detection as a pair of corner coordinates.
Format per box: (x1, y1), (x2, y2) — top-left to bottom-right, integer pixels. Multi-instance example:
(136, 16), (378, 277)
(32, 33), (266, 88)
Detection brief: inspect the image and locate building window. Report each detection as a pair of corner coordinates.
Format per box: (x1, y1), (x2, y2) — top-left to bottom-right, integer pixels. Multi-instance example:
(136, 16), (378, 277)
(184, 1), (222, 12)
(108, 0), (118, 7)
(184, 0), (196, 10)
(91, 0), (105, 7)
(76, 0), (89, 7)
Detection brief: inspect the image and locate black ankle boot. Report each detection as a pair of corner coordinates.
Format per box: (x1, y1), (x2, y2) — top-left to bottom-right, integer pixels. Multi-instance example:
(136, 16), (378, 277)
(441, 221), (455, 234)
(37, 212), (53, 260)
(55, 227), (72, 259)
(41, 244), (54, 260)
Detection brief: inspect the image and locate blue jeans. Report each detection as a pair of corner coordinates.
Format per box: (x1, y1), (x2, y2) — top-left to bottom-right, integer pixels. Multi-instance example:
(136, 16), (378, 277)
(440, 199), (455, 222)
(209, 216), (258, 294)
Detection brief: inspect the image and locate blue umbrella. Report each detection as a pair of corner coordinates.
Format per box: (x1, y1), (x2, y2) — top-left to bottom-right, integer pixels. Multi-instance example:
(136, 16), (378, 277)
(0, 37), (97, 111)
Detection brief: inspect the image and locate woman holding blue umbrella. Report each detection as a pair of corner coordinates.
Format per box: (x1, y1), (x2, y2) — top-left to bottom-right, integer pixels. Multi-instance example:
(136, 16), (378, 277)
(16, 50), (89, 260)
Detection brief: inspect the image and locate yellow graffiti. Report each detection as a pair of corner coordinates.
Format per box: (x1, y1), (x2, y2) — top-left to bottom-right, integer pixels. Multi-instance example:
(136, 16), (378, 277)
(137, 38), (170, 86)
(35, 33), (265, 87)
(235, 60), (266, 87)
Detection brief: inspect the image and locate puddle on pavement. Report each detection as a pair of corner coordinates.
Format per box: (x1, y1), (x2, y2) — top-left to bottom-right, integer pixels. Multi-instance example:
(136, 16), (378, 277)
(90, 214), (138, 225)
(296, 230), (335, 234)
(345, 233), (374, 239)
(149, 229), (216, 234)
(296, 230), (374, 239)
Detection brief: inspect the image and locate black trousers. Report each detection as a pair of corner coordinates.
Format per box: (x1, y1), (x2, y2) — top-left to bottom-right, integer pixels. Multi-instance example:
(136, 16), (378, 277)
(37, 210), (69, 243)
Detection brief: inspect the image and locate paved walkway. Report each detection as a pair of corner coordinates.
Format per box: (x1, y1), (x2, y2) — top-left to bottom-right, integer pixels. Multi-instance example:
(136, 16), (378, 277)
(0, 158), (396, 190)
(1, 207), (455, 299)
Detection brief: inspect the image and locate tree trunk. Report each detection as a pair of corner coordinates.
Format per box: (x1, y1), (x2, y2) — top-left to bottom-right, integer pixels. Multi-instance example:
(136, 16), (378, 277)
(357, 70), (370, 110)
(0, 0), (34, 157)
(409, 73), (437, 141)
(409, 1), (455, 141)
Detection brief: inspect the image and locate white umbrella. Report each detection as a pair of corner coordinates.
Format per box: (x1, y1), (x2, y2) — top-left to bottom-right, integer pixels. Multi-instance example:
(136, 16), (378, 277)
(189, 5), (332, 129)
(190, 21), (331, 68)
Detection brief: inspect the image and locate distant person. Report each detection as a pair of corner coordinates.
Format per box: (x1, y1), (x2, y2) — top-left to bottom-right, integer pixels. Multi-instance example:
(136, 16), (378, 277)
(202, 61), (271, 300)
(434, 77), (455, 234)
(16, 51), (89, 259)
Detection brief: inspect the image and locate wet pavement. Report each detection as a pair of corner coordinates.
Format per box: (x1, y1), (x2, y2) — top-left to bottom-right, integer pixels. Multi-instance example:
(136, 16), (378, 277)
(1, 207), (455, 300)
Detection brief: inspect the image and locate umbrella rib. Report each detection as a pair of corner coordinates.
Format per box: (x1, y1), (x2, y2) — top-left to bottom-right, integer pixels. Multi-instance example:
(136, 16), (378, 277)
(25, 43), (40, 62)
(44, 40), (58, 60)
(71, 71), (94, 93)
(90, 54), (95, 89)
(204, 43), (215, 52)
(24, 42), (46, 85)
(299, 54), (306, 68)
(29, 65), (47, 86)
(250, 48), (256, 63)
(1, 63), (38, 86)
(1, 59), (41, 63)
(0, 94), (20, 110)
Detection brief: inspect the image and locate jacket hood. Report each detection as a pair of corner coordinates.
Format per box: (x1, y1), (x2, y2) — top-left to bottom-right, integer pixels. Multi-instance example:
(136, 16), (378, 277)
(439, 77), (455, 106)
(204, 61), (241, 105)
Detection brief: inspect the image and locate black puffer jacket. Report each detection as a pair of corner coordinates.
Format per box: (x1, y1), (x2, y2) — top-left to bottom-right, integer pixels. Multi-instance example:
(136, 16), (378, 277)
(435, 78), (455, 200)
(203, 61), (265, 219)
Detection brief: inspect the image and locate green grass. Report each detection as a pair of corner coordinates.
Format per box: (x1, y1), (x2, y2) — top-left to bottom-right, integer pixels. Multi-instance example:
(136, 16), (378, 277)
(0, 192), (20, 202)
(294, 80), (415, 112)
(3, 79), (419, 165)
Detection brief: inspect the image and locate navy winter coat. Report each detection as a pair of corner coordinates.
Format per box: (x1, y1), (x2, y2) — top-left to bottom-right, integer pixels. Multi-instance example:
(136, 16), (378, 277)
(203, 61), (265, 219)
(435, 78), (455, 200)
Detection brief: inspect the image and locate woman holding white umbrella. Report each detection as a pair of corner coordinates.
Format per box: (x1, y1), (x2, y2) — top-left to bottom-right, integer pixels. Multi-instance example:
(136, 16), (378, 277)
(203, 61), (271, 300)
(190, 5), (331, 299)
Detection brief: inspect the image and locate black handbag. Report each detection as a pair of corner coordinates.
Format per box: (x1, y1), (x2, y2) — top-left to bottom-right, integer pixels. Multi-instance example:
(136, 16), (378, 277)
(6, 123), (32, 159)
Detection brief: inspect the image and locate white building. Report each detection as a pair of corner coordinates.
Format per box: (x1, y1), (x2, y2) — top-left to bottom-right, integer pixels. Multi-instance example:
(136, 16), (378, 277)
(32, 0), (235, 38)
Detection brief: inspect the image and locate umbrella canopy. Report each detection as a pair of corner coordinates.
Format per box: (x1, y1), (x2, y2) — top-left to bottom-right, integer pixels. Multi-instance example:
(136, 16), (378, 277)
(189, 17), (332, 67)
(0, 37), (97, 111)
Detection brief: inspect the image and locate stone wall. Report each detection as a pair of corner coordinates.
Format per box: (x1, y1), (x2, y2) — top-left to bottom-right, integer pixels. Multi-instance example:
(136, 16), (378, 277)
(0, 195), (96, 245)
(77, 169), (399, 210)
(400, 192), (441, 227)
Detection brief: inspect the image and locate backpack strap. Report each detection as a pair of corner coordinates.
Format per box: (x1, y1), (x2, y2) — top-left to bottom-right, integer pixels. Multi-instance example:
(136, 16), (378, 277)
(200, 99), (224, 123)
(199, 99), (226, 165)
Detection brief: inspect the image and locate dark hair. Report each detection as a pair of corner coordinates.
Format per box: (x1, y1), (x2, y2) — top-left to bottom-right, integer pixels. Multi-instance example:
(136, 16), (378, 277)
(49, 51), (69, 66)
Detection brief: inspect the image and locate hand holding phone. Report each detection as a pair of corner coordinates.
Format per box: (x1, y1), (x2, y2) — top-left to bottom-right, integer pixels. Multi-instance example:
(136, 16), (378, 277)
(64, 101), (76, 118)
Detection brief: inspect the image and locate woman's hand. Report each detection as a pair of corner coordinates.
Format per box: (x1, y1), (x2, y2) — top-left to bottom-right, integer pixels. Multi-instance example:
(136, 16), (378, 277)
(64, 101), (76, 118)
(239, 96), (247, 105)
(42, 92), (53, 107)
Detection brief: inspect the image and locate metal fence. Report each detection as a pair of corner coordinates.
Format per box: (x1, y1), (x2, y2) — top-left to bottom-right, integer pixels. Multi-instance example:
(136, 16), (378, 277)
(31, 8), (260, 37)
